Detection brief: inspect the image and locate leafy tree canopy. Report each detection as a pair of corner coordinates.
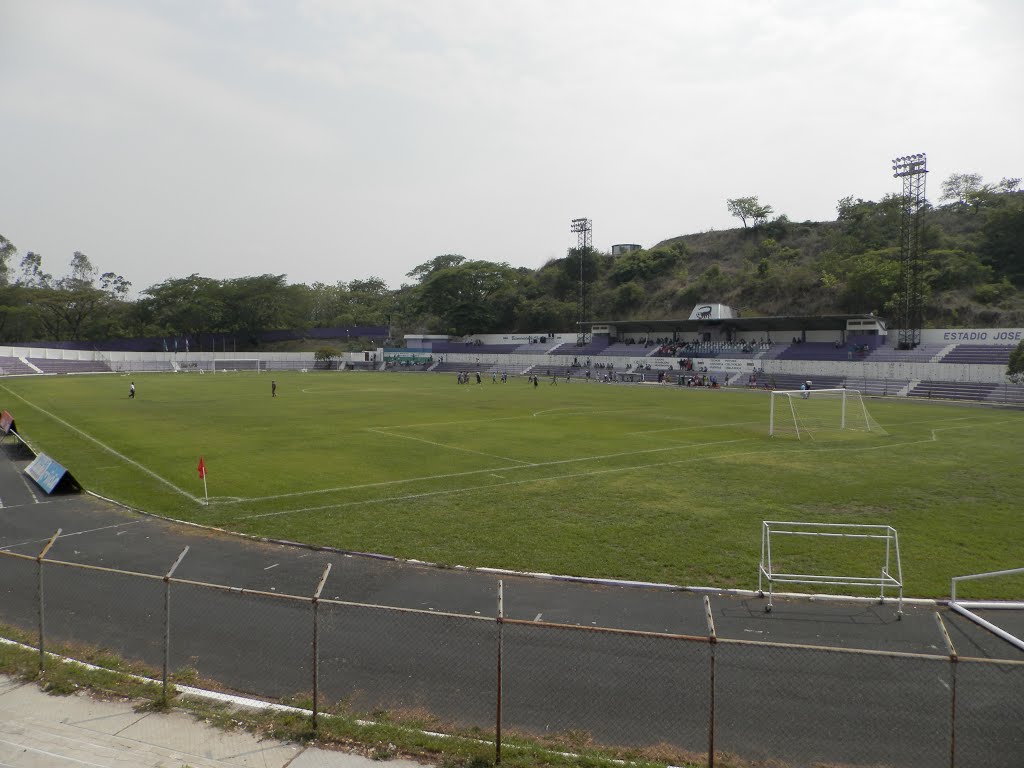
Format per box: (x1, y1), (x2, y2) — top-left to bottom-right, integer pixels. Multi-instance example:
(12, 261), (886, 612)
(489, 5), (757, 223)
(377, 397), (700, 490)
(727, 196), (773, 228)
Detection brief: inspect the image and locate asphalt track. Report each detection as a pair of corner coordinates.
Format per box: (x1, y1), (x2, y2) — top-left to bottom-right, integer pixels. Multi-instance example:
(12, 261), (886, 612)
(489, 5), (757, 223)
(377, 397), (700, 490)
(1, 445), (1022, 767)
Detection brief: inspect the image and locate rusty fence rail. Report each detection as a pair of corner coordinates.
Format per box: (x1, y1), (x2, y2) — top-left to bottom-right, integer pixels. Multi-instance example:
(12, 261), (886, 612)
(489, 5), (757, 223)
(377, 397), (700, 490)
(0, 545), (1021, 768)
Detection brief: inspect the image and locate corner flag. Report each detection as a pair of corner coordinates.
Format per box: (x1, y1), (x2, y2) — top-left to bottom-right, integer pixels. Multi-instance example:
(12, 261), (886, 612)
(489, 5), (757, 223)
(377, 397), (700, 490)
(197, 456), (209, 505)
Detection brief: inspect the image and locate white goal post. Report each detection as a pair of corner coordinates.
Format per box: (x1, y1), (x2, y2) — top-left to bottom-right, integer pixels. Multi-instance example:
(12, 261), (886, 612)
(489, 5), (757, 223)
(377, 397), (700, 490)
(769, 387), (884, 439)
(758, 520), (903, 617)
(948, 567), (1024, 653)
(211, 359), (263, 373)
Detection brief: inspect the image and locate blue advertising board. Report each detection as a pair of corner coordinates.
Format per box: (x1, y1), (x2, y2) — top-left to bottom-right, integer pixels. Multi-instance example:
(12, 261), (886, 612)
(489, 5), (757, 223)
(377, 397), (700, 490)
(25, 453), (69, 495)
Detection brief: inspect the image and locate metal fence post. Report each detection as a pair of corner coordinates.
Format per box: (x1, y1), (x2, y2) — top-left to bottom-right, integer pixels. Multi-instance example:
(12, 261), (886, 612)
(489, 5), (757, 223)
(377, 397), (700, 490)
(935, 612), (959, 768)
(704, 595), (717, 768)
(35, 529), (61, 675)
(162, 547), (190, 702)
(311, 563), (332, 732)
(496, 579), (504, 765)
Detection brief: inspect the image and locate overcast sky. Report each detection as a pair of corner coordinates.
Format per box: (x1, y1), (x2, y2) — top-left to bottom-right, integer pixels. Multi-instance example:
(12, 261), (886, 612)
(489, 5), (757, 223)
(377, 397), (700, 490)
(2, 0), (1021, 295)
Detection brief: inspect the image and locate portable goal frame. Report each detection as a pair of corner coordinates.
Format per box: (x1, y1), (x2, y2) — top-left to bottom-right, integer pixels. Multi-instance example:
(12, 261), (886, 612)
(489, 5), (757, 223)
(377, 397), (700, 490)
(948, 567), (1024, 653)
(758, 520), (903, 617)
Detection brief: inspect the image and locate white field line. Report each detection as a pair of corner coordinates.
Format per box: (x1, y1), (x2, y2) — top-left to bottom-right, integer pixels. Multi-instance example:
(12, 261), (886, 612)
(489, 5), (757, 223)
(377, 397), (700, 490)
(367, 427), (532, 465)
(873, 415), (980, 429)
(374, 406), (666, 432)
(778, 420), (1011, 454)
(0, 520), (143, 552)
(371, 414), (541, 430)
(220, 436), (758, 504)
(19, 470), (41, 503)
(0, 384), (200, 504)
(222, 428), (974, 528)
(222, 438), (759, 523)
(625, 420), (762, 436)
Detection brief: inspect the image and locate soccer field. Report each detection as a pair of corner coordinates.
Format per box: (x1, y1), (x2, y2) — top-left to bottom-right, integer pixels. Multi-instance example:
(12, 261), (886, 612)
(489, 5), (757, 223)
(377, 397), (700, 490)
(3, 371), (1023, 598)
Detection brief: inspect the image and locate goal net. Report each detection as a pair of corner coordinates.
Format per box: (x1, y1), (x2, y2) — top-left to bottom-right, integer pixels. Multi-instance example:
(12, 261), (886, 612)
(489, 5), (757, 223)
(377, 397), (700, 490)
(769, 387), (885, 439)
(211, 359), (263, 373)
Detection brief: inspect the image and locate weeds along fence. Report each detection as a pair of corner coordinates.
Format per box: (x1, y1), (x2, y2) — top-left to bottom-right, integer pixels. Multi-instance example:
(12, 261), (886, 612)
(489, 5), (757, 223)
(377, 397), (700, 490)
(0, 542), (1021, 768)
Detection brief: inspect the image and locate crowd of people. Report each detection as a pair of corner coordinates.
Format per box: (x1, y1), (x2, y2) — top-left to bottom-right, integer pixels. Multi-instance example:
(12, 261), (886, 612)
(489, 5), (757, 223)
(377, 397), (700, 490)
(657, 338), (773, 357)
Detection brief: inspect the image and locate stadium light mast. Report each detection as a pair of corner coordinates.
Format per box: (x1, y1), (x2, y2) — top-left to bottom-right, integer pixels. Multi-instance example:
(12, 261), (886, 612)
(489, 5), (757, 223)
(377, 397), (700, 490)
(892, 153), (928, 349)
(570, 217), (592, 346)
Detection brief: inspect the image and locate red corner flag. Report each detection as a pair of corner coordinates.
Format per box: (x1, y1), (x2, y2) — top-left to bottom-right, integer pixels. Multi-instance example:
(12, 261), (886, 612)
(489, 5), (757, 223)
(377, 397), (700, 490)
(197, 456), (206, 479)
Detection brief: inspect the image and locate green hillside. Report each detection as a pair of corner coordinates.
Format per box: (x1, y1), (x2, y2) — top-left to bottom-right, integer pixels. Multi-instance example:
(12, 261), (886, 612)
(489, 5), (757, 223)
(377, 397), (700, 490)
(1, 187), (1021, 345)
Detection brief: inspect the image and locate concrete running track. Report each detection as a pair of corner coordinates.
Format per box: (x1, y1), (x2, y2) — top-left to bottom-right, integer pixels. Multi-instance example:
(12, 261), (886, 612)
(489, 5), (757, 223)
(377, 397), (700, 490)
(0, 444), (1021, 767)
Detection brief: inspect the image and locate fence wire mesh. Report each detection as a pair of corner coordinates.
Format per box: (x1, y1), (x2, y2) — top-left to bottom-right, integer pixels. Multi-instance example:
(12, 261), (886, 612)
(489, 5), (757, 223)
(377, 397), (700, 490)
(43, 560), (165, 670)
(954, 658), (1024, 768)
(319, 601), (495, 733)
(0, 553), (37, 637)
(168, 581), (312, 700)
(2, 547), (1023, 767)
(502, 620), (711, 759)
(714, 640), (951, 768)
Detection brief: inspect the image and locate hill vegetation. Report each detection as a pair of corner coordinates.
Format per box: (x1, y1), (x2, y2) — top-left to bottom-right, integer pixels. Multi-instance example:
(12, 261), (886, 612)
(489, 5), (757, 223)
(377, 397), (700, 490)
(1, 174), (1021, 347)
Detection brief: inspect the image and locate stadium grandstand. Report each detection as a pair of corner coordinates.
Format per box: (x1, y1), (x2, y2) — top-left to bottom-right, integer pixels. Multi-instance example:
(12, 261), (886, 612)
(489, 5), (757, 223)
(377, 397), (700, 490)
(1, 306), (1022, 405)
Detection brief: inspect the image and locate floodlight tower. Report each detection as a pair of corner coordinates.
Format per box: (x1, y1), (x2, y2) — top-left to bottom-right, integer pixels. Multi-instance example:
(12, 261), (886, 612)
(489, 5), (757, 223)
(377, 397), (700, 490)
(570, 217), (593, 346)
(892, 153), (928, 349)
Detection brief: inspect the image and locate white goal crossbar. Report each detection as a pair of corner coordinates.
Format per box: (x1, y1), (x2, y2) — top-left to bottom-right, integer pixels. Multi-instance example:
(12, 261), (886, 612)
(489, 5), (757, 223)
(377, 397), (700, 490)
(211, 359), (262, 373)
(758, 520), (903, 617)
(948, 567), (1024, 653)
(769, 387), (882, 439)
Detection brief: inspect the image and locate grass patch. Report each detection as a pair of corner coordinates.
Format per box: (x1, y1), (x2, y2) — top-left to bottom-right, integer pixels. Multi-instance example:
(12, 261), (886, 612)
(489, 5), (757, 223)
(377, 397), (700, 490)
(2, 372), (1022, 598)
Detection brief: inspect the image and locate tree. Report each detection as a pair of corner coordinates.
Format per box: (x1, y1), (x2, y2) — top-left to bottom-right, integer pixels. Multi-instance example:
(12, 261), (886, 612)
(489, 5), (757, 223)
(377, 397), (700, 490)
(15, 252), (133, 341)
(940, 173), (984, 206)
(0, 234), (15, 286)
(727, 197), (773, 228)
(406, 254), (466, 283)
(220, 274), (308, 343)
(413, 259), (524, 336)
(1008, 340), (1024, 384)
(997, 177), (1022, 193)
(17, 252), (51, 288)
(835, 194), (903, 251)
(980, 201), (1024, 285)
(138, 274), (225, 339)
(314, 346), (341, 369)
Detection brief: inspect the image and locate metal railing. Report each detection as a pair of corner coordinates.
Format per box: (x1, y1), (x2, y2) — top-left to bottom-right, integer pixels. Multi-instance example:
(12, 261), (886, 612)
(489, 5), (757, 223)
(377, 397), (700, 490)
(0, 542), (1020, 768)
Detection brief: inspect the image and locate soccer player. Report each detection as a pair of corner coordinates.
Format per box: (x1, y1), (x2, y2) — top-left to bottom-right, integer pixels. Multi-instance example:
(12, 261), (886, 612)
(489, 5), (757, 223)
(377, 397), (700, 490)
(129, 382), (135, 399)
(272, 380), (277, 397)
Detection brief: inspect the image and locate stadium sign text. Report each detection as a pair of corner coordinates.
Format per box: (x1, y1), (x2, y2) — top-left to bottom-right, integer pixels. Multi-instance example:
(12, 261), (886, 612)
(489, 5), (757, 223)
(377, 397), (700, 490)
(941, 330), (1022, 342)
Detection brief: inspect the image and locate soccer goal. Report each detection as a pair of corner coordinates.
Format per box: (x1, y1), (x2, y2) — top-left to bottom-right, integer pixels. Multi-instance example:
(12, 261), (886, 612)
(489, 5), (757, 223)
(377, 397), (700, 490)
(948, 567), (1024, 653)
(211, 359), (263, 373)
(758, 520), (903, 617)
(769, 387), (885, 439)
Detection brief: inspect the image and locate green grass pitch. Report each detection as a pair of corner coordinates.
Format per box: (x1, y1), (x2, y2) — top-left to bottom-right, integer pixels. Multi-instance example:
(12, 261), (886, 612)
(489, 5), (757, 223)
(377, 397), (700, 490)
(3, 371), (1023, 599)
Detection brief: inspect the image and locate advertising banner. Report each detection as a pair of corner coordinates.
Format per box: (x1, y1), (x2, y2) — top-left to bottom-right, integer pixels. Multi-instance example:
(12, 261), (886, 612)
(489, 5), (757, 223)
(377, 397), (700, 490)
(25, 453), (69, 495)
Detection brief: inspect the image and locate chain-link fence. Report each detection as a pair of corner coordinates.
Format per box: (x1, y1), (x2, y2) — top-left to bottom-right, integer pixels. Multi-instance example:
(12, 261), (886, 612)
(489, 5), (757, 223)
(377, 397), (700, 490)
(0, 544), (1021, 768)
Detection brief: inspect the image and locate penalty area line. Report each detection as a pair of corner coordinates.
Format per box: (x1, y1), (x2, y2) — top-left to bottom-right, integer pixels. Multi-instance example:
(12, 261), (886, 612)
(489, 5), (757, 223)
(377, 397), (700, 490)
(218, 438), (759, 524)
(220, 437), (754, 504)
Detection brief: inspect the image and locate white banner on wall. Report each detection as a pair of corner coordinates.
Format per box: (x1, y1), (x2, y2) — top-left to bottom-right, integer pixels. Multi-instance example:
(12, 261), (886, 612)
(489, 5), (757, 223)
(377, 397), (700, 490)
(693, 358), (757, 374)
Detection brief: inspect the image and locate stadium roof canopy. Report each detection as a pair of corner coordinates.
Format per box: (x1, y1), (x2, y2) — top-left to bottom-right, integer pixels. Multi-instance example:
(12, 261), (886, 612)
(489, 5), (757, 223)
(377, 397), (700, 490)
(583, 314), (884, 335)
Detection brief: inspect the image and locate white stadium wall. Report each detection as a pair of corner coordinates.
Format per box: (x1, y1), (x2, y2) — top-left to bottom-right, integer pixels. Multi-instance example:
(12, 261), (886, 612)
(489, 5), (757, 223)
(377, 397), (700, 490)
(2, 325), (1020, 385)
